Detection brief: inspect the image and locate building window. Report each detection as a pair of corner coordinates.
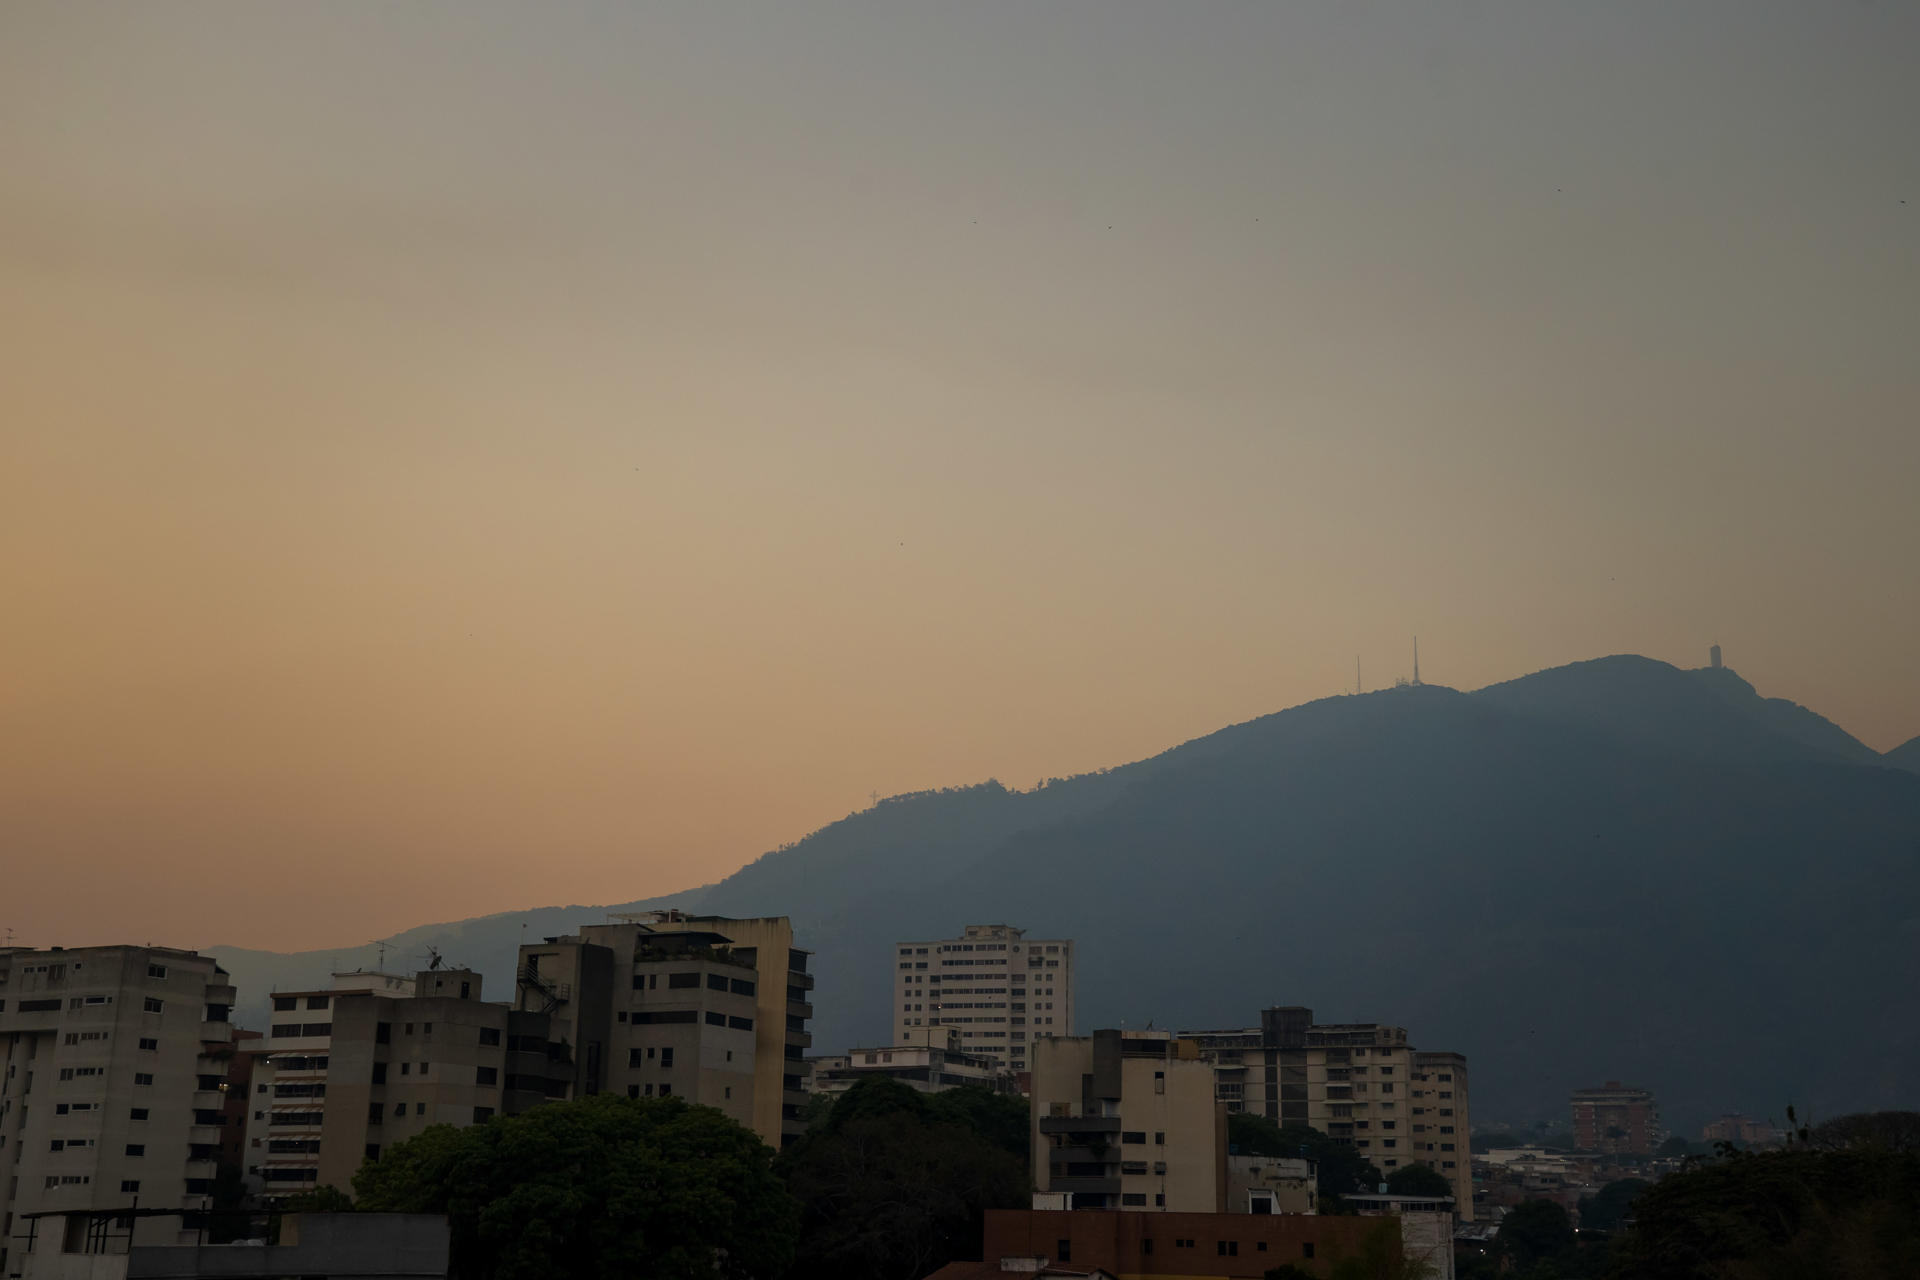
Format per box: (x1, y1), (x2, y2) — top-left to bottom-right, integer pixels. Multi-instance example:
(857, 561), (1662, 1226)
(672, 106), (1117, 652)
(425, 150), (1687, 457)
(125, 1144), (145, 1157)
(130, 1108), (148, 1121)
(1122, 1131), (1146, 1145)
(660, 1048), (673, 1069)
(1217, 1241), (1238, 1257)
(143, 998), (164, 1014)
(473, 1107), (494, 1123)
(1121, 1193), (1146, 1206)
(1056, 1240), (1071, 1263)
(147, 964), (167, 979)
(121, 1181), (140, 1193)
(477, 1066), (498, 1086)
(134, 1073), (154, 1086)
(1303, 1243), (1315, 1259)
(659, 1084), (671, 1097)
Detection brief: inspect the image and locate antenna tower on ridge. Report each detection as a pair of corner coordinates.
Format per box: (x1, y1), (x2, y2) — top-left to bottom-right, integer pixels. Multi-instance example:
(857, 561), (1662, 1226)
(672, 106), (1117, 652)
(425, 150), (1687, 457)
(1414, 636), (1421, 686)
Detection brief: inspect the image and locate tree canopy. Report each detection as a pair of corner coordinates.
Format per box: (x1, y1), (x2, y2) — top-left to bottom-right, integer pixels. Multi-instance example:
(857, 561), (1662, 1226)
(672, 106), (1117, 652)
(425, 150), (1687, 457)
(1495, 1199), (1576, 1274)
(1227, 1112), (1383, 1209)
(1607, 1140), (1920, 1280)
(777, 1078), (1028, 1280)
(1577, 1178), (1649, 1234)
(352, 1094), (796, 1280)
(1383, 1163), (1453, 1200)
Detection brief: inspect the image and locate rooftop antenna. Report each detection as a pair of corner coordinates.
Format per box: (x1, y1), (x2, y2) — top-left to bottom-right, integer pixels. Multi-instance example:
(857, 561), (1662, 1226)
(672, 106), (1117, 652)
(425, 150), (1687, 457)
(376, 942), (387, 971)
(1356, 655), (1363, 696)
(1414, 636), (1421, 686)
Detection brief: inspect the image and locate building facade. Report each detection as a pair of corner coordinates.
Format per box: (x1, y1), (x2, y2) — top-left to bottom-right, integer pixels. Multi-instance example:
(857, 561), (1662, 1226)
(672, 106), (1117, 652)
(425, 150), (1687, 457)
(952, 1207), (1396, 1280)
(893, 926), (1071, 1077)
(1180, 1008), (1473, 1219)
(0, 945), (239, 1277)
(1570, 1082), (1661, 1154)
(1031, 1031), (1225, 1214)
(810, 1027), (1016, 1098)
(241, 968), (569, 1200)
(515, 912), (814, 1149)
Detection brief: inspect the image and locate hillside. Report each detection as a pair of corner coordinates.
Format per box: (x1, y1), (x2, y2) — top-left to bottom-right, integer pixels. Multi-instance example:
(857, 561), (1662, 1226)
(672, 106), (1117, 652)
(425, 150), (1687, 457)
(1886, 734), (1920, 775)
(209, 656), (1920, 1131)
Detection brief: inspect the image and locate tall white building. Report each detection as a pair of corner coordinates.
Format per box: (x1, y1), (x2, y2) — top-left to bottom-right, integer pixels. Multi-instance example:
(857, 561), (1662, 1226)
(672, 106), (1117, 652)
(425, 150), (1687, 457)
(892, 925), (1074, 1075)
(0, 945), (238, 1278)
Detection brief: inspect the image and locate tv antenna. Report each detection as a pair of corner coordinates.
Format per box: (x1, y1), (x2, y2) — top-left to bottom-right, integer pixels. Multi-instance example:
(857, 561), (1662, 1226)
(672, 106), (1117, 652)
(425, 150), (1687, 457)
(420, 946), (445, 971)
(1413, 636), (1420, 686)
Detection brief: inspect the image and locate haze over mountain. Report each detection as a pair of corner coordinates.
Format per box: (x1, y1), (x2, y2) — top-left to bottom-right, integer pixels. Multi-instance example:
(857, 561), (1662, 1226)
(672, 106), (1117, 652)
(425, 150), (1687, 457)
(211, 655), (1920, 1131)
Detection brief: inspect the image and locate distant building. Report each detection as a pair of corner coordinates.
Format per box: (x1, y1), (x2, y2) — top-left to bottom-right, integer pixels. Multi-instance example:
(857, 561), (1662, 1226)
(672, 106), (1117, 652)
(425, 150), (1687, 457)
(515, 912), (815, 1148)
(1225, 1154), (1315, 1216)
(925, 1207), (1396, 1280)
(811, 1027), (1016, 1098)
(1570, 1081), (1661, 1154)
(241, 968), (569, 1200)
(1710, 644), (1722, 669)
(0, 944), (239, 1271)
(1031, 1030), (1225, 1213)
(1180, 1009), (1473, 1219)
(894, 925), (1074, 1076)
(1701, 1113), (1780, 1147)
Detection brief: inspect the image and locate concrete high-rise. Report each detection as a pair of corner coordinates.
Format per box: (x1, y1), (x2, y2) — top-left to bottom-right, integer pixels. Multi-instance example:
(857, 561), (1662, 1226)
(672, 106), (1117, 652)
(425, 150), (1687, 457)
(1030, 1030), (1226, 1213)
(893, 925), (1073, 1075)
(1180, 1009), (1473, 1219)
(0, 945), (239, 1275)
(515, 912), (814, 1149)
(240, 967), (569, 1201)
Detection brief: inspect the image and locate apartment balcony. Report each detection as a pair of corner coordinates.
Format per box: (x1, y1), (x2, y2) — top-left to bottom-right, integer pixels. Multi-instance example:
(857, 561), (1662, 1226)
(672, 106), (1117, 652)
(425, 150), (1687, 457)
(190, 1125), (226, 1146)
(1046, 1144), (1112, 1165)
(1037, 1114), (1122, 1138)
(1048, 1175), (1121, 1196)
(787, 969), (815, 992)
(787, 999), (813, 1021)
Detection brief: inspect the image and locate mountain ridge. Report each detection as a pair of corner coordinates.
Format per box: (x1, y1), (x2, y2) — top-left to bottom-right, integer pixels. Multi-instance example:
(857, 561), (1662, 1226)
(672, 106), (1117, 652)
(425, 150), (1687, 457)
(208, 654), (1920, 1130)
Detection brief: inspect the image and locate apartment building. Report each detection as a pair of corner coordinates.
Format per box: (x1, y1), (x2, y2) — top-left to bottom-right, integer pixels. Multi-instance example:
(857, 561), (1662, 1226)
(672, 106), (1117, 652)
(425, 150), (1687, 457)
(1570, 1081), (1661, 1155)
(241, 968), (569, 1200)
(949, 1206), (1391, 1280)
(1030, 1030), (1226, 1214)
(1180, 1008), (1472, 1219)
(810, 1027), (1016, 1099)
(894, 925), (1073, 1075)
(0, 945), (239, 1278)
(515, 912), (814, 1149)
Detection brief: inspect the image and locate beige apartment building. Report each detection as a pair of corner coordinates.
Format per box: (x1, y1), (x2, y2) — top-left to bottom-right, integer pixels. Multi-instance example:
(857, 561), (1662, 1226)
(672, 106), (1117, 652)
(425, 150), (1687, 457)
(515, 912), (814, 1149)
(0, 946), (239, 1279)
(1180, 1008), (1473, 1218)
(894, 925), (1073, 1075)
(241, 967), (569, 1200)
(810, 1026), (1016, 1099)
(1030, 1030), (1226, 1213)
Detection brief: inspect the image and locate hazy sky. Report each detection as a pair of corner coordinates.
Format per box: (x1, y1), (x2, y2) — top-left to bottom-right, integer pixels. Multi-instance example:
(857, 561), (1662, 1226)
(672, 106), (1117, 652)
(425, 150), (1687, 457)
(5, 1), (1916, 952)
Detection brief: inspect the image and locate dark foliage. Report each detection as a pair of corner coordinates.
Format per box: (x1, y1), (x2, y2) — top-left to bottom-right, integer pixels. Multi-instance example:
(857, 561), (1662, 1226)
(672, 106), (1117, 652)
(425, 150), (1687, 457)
(1228, 1112), (1382, 1209)
(1383, 1163), (1453, 1199)
(1609, 1142), (1920, 1280)
(1577, 1178), (1650, 1234)
(777, 1077), (1028, 1280)
(352, 1094), (796, 1280)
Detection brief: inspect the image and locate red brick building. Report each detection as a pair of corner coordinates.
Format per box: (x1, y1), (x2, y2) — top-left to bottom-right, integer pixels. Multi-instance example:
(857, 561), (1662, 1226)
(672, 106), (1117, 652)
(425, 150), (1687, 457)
(926, 1208), (1397, 1280)
(1570, 1081), (1661, 1154)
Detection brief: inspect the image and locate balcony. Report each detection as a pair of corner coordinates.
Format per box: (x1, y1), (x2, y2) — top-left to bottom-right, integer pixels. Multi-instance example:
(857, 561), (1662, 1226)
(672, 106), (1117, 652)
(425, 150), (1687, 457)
(1037, 1114), (1122, 1137)
(787, 1000), (813, 1021)
(1048, 1175), (1121, 1195)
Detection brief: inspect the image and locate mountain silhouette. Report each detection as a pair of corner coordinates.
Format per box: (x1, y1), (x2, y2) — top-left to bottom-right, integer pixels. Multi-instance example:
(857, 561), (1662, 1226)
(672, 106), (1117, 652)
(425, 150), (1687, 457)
(209, 656), (1920, 1131)
(1886, 734), (1920, 775)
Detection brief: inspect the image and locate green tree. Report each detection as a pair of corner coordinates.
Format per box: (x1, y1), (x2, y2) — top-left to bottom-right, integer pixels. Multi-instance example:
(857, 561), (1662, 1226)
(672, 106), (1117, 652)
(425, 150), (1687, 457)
(1383, 1164), (1453, 1199)
(1227, 1112), (1382, 1209)
(1328, 1217), (1437, 1280)
(1607, 1141), (1920, 1280)
(923, 1085), (1030, 1164)
(353, 1094), (796, 1280)
(1577, 1178), (1649, 1234)
(279, 1184), (355, 1213)
(1496, 1199), (1576, 1274)
(778, 1077), (1027, 1280)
